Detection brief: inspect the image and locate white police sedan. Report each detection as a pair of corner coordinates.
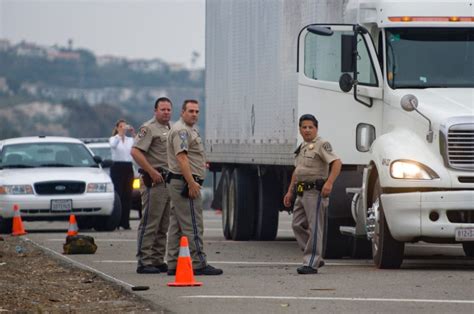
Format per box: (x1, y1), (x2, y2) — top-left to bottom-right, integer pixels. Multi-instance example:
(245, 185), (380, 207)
(0, 136), (120, 233)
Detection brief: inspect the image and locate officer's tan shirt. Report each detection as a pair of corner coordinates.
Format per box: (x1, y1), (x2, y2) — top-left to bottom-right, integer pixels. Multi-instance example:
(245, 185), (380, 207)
(167, 118), (206, 179)
(133, 118), (170, 170)
(294, 136), (339, 182)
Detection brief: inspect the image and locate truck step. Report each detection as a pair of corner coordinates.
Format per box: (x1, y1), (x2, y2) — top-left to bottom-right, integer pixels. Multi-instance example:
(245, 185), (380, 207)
(339, 226), (356, 236)
(346, 187), (362, 195)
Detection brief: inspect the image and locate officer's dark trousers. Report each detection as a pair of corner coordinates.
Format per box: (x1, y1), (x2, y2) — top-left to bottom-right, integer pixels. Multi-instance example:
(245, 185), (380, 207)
(111, 161), (134, 229)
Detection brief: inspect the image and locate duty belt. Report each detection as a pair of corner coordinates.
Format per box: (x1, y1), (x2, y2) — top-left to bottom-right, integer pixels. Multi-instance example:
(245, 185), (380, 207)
(166, 172), (204, 185)
(296, 179), (326, 196)
(139, 167), (169, 188)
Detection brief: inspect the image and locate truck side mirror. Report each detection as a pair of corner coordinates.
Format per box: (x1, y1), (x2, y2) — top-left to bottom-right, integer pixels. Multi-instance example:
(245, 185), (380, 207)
(307, 25), (333, 36)
(339, 73), (354, 92)
(400, 94), (418, 112)
(341, 34), (355, 73)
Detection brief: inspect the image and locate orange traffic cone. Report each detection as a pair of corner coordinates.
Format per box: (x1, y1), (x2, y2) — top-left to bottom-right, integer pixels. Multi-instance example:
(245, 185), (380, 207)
(67, 214), (79, 236)
(11, 204), (27, 236)
(167, 236), (202, 287)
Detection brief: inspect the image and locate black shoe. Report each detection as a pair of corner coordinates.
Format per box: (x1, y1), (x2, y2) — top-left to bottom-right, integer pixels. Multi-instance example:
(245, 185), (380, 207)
(297, 266), (318, 274)
(194, 264), (223, 276)
(136, 265), (161, 274)
(318, 260), (325, 268)
(153, 263), (168, 272)
(167, 269), (176, 276)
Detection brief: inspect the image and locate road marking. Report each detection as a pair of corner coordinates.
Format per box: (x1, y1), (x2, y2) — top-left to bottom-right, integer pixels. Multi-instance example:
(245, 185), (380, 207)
(47, 238), (135, 242)
(24, 238), (135, 289)
(205, 228), (293, 232)
(182, 295), (474, 304)
(93, 260), (371, 267)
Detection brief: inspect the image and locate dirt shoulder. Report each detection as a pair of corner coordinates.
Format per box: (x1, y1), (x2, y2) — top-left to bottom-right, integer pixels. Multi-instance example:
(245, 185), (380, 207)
(0, 235), (164, 313)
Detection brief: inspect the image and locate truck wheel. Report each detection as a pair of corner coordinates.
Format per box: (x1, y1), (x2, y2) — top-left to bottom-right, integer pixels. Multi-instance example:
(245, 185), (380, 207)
(371, 179), (404, 269)
(221, 168), (232, 240)
(228, 167), (256, 240)
(94, 192), (122, 232)
(462, 242), (474, 257)
(254, 170), (279, 241)
(0, 218), (13, 234)
(350, 237), (372, 259)
(323, 217), (352, 258)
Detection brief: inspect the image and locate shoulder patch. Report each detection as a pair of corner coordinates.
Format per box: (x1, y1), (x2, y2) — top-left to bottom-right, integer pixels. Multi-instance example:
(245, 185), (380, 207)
(138, 127), (148, 138)
(323, 142), (332, 152)
(178, 130), (189, 150)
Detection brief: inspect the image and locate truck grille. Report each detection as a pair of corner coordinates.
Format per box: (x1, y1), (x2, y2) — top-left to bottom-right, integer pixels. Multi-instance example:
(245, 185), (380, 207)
(446, 124), (474, 170)
(34, 181), (85, 195)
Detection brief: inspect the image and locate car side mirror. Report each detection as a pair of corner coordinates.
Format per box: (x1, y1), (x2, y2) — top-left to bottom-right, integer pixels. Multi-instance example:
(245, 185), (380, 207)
(101, 159), (114, 168)
(93, 155), (103, 164)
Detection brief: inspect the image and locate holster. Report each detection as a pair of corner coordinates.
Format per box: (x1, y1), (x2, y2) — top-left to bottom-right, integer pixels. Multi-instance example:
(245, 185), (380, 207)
(296, 179), (326, 196)
(139, 168), (168, 188)
(180, 176), (204, 198)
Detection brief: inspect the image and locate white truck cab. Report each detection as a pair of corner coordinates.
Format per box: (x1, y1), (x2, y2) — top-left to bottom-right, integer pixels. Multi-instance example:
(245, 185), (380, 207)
(298, 0), (474, 267)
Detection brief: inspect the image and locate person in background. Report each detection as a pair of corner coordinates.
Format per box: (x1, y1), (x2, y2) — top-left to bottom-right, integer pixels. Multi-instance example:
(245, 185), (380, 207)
(109, 119), (135, 230)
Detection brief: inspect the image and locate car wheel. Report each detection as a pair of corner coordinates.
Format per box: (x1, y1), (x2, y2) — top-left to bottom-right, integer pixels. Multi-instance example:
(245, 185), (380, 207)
(462, 242), (474, 257)
(371, 178), (404, 269)
(0, 218), (13, 234)
(94, 192), (122, 231)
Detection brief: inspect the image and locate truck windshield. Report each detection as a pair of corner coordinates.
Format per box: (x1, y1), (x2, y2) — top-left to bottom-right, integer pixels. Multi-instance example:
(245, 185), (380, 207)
(386, 28), (473, 89)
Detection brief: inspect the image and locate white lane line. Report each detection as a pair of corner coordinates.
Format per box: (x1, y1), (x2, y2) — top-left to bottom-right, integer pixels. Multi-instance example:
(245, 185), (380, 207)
(24, 238), (135, 288)
(47, 238), (135, 242)
(182, 295), (474, 304)
(93, 260), (370, 267)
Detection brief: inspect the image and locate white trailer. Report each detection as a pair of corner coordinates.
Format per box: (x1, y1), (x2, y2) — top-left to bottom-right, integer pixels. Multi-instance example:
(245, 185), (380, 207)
(205, 0), (474, 267)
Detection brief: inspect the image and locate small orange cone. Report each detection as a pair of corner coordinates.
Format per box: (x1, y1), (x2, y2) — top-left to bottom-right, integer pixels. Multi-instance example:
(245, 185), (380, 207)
(67, 214), (79, 236)
(11, 204), (27, 236)
(167, 236), (202, 287)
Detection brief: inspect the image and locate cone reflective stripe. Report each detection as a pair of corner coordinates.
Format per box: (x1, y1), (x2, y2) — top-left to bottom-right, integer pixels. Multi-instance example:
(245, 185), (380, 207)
(67, 214), (79, 236)
(167, 236), (202, 287)
(11, 204), (27, 236)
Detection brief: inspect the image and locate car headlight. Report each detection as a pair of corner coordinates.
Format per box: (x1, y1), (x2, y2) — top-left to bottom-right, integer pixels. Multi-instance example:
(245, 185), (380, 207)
(0, 185), (34, 195)
(87, 182), (113, 193)
(132, 178), (140, 190)
(390, 160), (439, 180)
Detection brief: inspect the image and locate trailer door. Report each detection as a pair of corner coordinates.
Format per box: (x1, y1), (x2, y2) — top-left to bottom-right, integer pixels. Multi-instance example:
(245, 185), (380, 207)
(298, 25), (383, 165)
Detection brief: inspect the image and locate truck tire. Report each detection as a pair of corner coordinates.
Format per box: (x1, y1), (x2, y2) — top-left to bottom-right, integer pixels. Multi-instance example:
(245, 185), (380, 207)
(371, 179), (404, 269)
(323, 217), (352, 258)
(228, 167), (256, 240)
(462, 242), (474, 257)
(94, 192), (122, 232)
(221, 168), (232, 240)
(350, 237), (372, 259)
(0, 217), (13, 234)
(254, 170), (279, 241)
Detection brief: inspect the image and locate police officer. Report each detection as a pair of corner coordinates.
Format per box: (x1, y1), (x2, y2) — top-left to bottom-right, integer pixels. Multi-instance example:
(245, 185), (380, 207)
(283, 114), (342, 274)
(166, 99), (223, 276)
(131, 97), (172, 274)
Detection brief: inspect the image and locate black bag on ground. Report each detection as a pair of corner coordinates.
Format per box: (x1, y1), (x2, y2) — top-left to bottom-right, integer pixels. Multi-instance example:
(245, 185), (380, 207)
(63, 235), (97, 254)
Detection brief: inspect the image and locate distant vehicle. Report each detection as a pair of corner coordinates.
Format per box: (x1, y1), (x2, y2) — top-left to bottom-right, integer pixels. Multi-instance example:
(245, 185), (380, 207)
(0, 136), (121, 233)
(84, 138), (143, 218)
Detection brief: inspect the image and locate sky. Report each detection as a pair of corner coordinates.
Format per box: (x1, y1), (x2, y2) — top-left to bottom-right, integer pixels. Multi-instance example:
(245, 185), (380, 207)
(0, 0), (205, 68)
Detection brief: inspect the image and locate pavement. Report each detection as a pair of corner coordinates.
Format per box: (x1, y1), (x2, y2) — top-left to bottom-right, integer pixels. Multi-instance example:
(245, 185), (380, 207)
(23, 211), (474, 314)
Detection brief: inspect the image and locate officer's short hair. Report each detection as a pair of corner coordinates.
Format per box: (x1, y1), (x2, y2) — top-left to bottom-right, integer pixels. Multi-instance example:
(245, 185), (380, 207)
(299, 114), (318, 128)
(182, 99), (199, 111)
(155, 97), (172, 109)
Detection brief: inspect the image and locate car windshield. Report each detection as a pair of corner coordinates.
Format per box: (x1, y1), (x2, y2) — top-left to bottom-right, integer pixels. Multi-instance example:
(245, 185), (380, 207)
(386, 28), (474, 88)
(0, 142), (97, 168)
(90, 147), (112, 160)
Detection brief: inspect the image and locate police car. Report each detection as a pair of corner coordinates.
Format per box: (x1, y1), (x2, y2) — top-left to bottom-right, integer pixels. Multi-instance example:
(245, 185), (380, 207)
(0, 136), (120, 233)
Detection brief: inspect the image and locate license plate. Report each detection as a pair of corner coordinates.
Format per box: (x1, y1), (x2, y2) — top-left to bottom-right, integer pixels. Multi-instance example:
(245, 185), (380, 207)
(51, 199), (72, 212)
(455, 228), (474, 241)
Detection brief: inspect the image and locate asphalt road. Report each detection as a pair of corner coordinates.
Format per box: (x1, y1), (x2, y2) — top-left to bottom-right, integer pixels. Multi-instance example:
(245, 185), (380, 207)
(23, 211), (474, 314)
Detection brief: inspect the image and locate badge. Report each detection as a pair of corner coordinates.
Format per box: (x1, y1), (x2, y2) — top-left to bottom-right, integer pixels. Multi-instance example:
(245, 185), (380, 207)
(138, 127), (147, 138)
(323, 142), (332, 152)
(308, 144), (314, 150)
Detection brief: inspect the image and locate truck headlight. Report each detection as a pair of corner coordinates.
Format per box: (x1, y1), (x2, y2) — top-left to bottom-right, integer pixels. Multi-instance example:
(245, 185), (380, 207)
(0, 185), (34, 195)
(87, 182), (113, 193)
(390, 160), (439, 180)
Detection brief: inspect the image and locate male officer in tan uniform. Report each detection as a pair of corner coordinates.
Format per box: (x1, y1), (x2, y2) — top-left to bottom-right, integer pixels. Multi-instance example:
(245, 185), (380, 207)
(283, 114), (342, 274)
(131, 97), (172, 274)
(166, 99), (223, 276)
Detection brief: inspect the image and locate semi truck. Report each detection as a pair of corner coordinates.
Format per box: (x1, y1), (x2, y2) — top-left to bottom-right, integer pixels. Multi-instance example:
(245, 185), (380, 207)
(205, 0), (474, 268)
